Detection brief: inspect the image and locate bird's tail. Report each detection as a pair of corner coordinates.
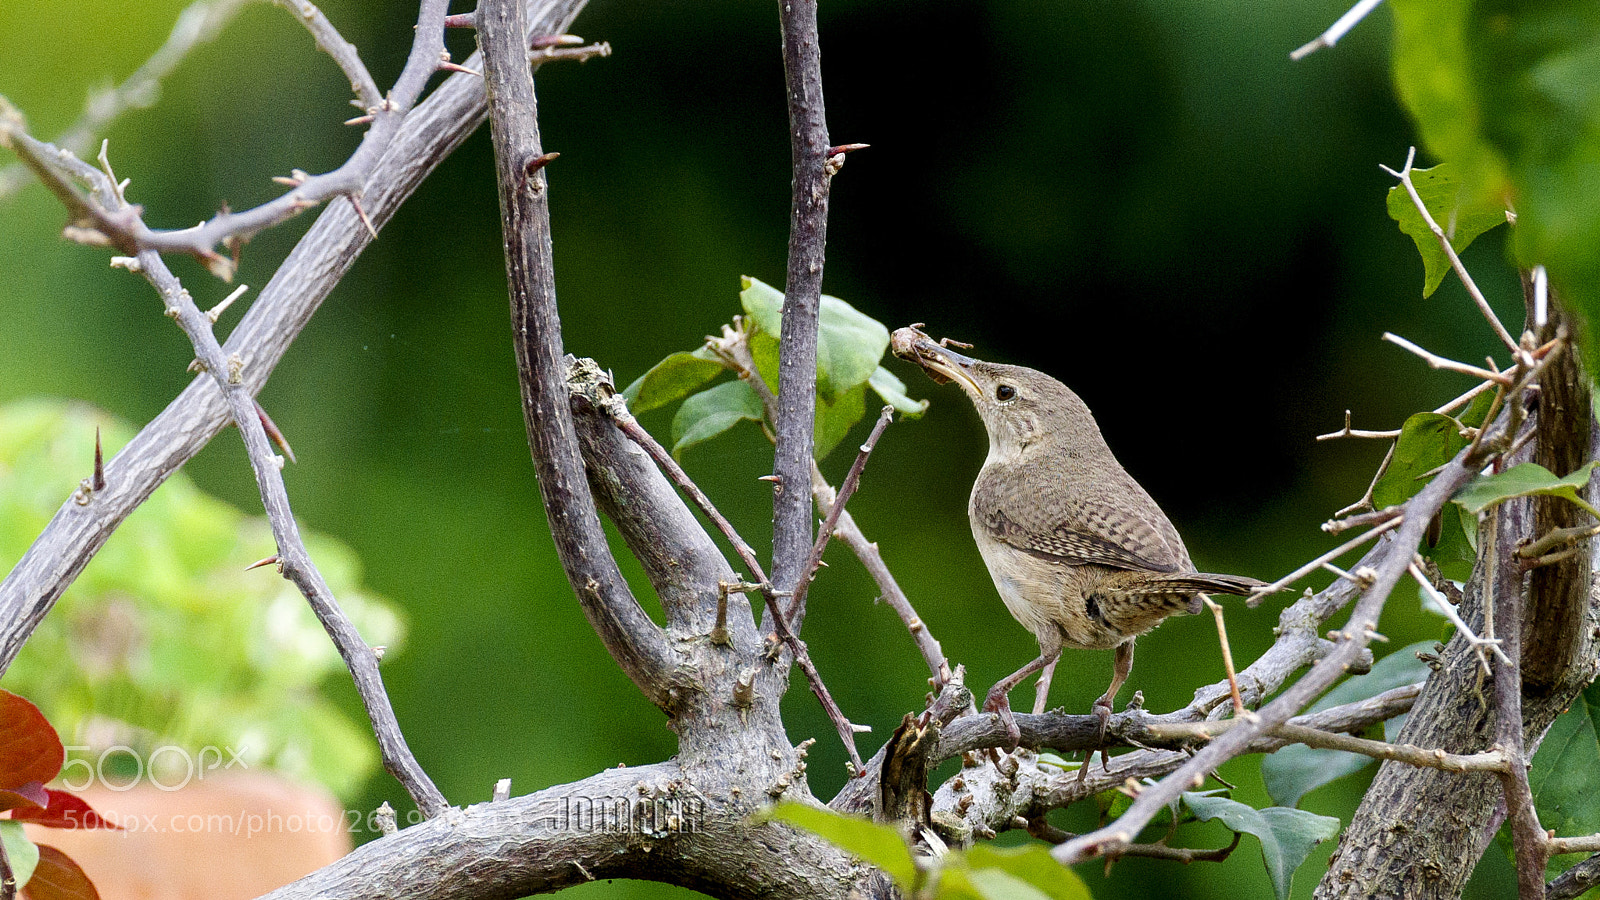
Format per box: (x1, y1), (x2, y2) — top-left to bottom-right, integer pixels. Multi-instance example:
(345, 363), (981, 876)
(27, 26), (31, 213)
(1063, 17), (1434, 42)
(1144, 572), (1267, 597)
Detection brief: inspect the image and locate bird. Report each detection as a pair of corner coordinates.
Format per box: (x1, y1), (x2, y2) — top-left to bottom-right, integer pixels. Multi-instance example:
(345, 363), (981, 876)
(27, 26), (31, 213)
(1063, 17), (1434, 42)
(891, 325), (1265, 750)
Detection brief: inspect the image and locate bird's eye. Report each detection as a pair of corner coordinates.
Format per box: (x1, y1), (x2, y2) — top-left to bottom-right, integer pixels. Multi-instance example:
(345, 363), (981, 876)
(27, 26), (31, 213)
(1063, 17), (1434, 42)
(995, 384), (1016, 402)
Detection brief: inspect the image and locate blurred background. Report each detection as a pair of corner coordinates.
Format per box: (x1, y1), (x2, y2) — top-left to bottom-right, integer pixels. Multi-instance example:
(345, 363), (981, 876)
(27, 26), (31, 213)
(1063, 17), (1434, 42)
(0, 0), (1529, 896)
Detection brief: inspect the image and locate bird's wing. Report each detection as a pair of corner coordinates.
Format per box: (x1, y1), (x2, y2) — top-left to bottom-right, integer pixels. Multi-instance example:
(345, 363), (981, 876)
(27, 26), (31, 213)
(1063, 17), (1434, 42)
(980, 502), (1181, 573)
(973, 460), (1189, 573)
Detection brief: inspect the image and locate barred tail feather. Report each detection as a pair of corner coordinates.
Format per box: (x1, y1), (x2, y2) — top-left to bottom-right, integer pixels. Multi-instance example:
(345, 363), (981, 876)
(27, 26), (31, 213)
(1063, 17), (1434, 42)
(1146, 572), (1267, 597)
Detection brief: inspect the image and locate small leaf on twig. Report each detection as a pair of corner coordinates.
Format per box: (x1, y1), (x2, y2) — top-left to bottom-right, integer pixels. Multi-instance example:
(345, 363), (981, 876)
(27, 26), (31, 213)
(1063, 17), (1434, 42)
(1452, 460), (1600, 516)
(1385, 163), (1506, 298)
(814, 384), (866, 460)
(622, 350), (726, 415)
(869, 366), (929, 419)
(960, 844), (1092, 899)
(0, 821), (41, 891)
(739, 276), (891, 399)
(670, 380), (764, 458)
(1181, 793), (1340, 900)
(1371, 412), (1470, 509)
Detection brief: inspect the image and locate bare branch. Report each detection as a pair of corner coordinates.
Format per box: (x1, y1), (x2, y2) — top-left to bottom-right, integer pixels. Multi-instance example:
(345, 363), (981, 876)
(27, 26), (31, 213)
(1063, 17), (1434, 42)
(1548, 853), (1600, 900)
(771, 0), (833, 598)
(1248, 516), (1401, 605)
(1382, 148), (1522, 358)
(1383, 332), (1514, 384)
(787, 405), (895, 626)
(1290, 0), (1385, 61)
(271, 0), (382, 109)
(0, 0), (595, 676)
(480, 0), (677, 708)
(0, 0), (457, 278)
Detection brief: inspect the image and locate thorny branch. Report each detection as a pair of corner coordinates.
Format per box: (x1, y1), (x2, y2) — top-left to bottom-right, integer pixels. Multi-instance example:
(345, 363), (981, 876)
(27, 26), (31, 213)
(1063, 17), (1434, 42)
(0, 0), (457, 279)
(770, 0), (833, 602)
(8, 139), (448, 816)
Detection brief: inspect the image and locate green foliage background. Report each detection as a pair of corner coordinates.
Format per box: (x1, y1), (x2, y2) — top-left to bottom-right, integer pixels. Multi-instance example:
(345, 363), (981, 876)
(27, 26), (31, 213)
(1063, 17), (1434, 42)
(0, 0), (1548, 896)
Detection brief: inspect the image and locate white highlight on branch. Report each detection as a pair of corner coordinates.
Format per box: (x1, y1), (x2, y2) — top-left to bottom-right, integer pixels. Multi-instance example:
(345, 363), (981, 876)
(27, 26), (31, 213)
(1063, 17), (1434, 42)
(208, 283), (249, 322)
(1533, 265), (1548, 329)
(1407, 559), (1511, 672)
(1291, 0), (1386, 61)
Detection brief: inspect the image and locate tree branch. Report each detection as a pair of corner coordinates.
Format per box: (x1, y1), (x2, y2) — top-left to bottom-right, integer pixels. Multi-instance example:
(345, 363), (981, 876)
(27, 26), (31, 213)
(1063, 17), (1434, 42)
(770, 0), (832, 603)
(480, 0), (677, 709)
(0, 0), (594, 676)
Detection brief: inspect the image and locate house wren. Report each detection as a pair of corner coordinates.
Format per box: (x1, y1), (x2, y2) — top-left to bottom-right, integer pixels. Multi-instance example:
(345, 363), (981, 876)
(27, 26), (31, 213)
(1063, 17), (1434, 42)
(891, 326), (1265, 747)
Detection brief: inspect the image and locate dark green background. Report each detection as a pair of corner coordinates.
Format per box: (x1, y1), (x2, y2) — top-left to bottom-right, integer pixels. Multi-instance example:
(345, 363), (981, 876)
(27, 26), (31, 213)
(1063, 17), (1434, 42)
(0, 0), (1526, 896)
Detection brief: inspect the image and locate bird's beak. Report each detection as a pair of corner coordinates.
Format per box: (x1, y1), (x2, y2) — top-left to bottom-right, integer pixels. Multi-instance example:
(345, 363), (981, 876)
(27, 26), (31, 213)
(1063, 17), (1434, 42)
(890, 326), (983, 398)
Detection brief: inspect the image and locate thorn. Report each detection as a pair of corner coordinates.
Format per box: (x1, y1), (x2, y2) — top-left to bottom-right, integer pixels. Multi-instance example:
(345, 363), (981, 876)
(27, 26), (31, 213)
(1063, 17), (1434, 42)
(758, 475), (782, 484)
(442, 11), (476, 28)
(92, 427), (106, 491)
(343, 114), (374, 126)
(827, 143), (870, 157)
(438, 61), (482, 77)
(524, 152), (560, 176)
(529, 33), (584, 49)
(245, 555), (280, 571)
(109, 256), (142, 272)
(256, 400), (297, 464)
(208, 284), (248, 323)
(350, 194), (379, 239)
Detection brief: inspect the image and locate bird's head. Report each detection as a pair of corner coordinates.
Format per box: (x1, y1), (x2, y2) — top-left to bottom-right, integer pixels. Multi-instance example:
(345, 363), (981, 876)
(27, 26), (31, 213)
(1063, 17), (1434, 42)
(890, 326), (1100, 459)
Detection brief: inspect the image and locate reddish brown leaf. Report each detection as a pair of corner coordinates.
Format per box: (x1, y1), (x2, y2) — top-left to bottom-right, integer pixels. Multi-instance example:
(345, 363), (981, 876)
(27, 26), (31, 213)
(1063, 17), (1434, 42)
(0, 781), (49, 813)
(20, 845), (101, 900)
(9, 790), (120, 830)
(0, 690), (64, 790)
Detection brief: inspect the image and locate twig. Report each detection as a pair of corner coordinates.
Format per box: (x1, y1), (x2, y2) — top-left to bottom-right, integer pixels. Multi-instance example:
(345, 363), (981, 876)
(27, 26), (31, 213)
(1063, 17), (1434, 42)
(1290, 0), (1385, 61)
(770, 0), (833, 599)
(1323, 505), (1403, 535)
(786, 406), (895, 627)
(0, 0), (594, 679)
(611, 407), (866, 768)
(0, 0), (258, 199)
(1382, 147), (1523, 359)
(63, 142), (448, 815)
(717, 327), (951, 685)
(1408, 559), (1510, 673)
(1317, 410), (1402, 441)
(1383, 332), (1513, 384)
(1248, 516), (1402, 606)
(481, 0), (677, 711)
(1485, 503), (1547, 900)
(0, 0), (457, 278)
(529, 41), (612, 64)
(1028, 817), (1241, 863)
(1547, 853), (1600, 900)
(271, 0), (382, 109)
(1147, 719), (1510, 773)
(1201, 597), (1246, 717)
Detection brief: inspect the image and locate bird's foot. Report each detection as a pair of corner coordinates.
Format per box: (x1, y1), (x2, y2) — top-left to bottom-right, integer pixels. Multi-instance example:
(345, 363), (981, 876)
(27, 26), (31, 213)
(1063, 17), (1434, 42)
(1076, 699), (1115, 784)
(982, 689), (1022, 750)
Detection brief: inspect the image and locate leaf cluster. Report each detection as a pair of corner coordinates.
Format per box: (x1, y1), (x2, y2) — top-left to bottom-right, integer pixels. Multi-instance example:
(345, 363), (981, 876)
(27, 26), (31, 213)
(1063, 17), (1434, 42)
(623, 276), (926, 459)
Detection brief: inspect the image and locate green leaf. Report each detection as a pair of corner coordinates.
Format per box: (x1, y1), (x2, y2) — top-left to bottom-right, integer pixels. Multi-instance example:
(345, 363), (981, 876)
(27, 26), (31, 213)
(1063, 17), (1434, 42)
(1372, 413), (1471, 509)
(943, 869), (1054, 900)
(1262, 642), (1435, 808)
(1390, 0), (1600, 375)
(817, 295), (891, 397)
(1386, 164), (1508, 297)
(669, 380), (764, 458)
(814, 384), (867, 460)
(0, 821), (40, 891)
(1521, 680), (1600, 880)
(738, 276), (891, 399)
(739, 275), (785, 337)
(1182, 793), (1340, 900)
(1428, 501), (1479, 583)
(869, 366), (929, 418)
(622, 351), (727, 415)
(1452, 460), (1600, 516)
(961, 844), (1093, 900)
(763, 801), (918, 891)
